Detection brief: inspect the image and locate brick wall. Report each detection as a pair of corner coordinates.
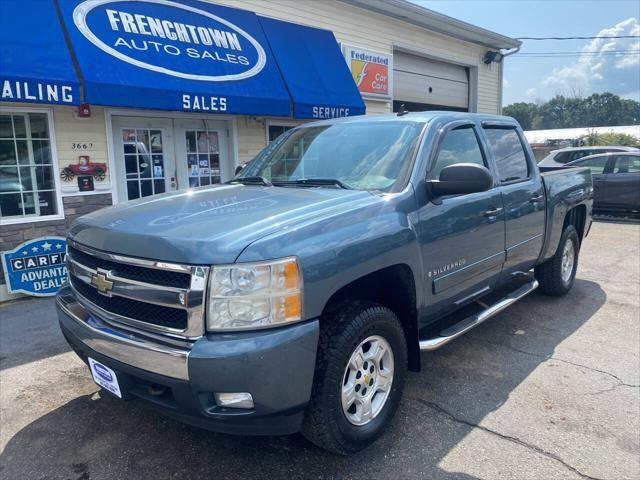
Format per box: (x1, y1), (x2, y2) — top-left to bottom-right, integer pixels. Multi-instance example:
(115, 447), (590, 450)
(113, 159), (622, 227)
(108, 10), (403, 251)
(0, 193), (112, 286)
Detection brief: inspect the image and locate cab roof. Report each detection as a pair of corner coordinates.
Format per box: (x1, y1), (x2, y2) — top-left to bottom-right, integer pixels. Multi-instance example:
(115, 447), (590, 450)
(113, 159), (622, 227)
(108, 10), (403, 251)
(301, 111), (520, 128)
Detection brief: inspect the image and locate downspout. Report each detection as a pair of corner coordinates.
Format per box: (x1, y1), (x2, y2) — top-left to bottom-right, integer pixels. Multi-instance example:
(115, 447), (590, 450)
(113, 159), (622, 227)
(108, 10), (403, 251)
(497, 46), (520, 115)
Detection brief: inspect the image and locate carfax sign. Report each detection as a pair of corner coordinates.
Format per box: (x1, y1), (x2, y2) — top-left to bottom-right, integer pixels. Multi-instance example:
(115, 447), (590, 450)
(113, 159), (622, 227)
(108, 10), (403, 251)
(342, 44), (393, 100)
(1, 237), (68, 296)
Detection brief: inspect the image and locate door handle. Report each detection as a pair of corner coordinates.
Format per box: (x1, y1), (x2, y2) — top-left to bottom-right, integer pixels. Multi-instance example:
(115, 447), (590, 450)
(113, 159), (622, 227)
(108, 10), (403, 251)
(483, 207), (503, 217)
(530, 194), (544, 203)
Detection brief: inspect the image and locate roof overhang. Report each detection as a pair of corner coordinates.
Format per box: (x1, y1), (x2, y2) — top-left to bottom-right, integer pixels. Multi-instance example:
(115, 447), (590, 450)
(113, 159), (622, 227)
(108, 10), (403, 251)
(340, 0), (521, 50)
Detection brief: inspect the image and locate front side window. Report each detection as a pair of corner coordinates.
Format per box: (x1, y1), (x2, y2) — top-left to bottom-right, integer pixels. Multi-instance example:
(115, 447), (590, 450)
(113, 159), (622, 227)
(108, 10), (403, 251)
(612, 155), (640, 174)
(575, 156), (608, 175)
(484, 127), (529, 183)
(430, 126), (486, 179)
(0, 112), (59, 222)
(241, 121), (423, 192)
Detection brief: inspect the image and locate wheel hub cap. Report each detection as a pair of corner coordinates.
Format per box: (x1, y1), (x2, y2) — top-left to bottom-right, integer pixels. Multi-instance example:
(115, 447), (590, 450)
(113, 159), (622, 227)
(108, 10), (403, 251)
(561, 240), (575, 284)
(341, 335), (394, 426)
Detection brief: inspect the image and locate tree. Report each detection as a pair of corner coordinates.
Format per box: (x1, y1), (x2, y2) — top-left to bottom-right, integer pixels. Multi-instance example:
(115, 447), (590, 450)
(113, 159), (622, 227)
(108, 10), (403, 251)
(580, 131), (640, 147)
(502, 102), (538, 130)
(503, 92), (640, 130)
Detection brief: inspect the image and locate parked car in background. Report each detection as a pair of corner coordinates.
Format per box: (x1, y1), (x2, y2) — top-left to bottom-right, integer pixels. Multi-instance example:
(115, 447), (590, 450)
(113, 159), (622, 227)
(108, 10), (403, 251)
(566, 152), (640, 215)
(538, 146), (638, 167)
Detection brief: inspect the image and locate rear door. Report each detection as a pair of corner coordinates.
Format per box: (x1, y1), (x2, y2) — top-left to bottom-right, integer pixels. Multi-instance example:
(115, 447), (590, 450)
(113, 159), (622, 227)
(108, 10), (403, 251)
(413, 122), (505, 319)
(482, 125), (546, 273)
(606, 154), (640, 211)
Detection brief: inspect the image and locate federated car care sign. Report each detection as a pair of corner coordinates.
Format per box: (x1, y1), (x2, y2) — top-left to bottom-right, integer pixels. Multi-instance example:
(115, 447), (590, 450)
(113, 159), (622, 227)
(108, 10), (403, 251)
(342, 44), (392, 100)
(1, 237), (67, 296)
(72, 0), (266, 82)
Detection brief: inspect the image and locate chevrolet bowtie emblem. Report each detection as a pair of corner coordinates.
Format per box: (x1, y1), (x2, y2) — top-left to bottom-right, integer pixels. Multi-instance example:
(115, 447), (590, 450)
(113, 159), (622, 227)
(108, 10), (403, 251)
(91, 269), (114, 295)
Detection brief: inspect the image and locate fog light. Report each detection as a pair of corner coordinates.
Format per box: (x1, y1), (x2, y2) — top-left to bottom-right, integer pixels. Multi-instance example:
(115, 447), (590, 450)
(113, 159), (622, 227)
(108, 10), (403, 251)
(214, 392), (254, 409)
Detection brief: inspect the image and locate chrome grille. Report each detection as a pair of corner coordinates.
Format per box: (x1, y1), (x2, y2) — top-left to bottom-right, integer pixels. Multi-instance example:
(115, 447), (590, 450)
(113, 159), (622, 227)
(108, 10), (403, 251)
(66, 239), (208, 340)
(68, 245), (191, 288)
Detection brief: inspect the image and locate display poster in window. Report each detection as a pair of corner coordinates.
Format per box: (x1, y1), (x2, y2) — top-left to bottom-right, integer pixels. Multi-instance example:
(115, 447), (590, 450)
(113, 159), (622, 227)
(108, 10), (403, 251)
(197, 132), (219, 154)
(1, 237), (67, 296)
(342, 44), (392, 99)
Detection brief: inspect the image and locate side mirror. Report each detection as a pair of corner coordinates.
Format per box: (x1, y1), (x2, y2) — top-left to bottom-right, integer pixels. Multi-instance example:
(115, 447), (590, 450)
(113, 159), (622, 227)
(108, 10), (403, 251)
(234, 164), (244, 175)
(426, 163), (493, 198)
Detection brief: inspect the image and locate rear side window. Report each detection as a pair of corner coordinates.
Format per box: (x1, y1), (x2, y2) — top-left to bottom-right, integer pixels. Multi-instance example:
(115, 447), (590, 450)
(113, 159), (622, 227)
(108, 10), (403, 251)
(430, 127), (486, 179)
(484, 128), (529, 183)
(569, 150), (595, 162)
(554, 152), (571, 164)
(575, 156), (608, 174)
(613, 155), (640, 173)
(555, 150), (604, 164)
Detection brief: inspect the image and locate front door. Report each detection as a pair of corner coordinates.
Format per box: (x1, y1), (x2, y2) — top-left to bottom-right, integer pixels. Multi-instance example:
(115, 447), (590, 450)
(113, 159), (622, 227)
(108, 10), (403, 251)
(605, 154), (640, 211)
(111, 117), (176, 203)
(414, 123), (505, 321)
(174, 119), (229, 190)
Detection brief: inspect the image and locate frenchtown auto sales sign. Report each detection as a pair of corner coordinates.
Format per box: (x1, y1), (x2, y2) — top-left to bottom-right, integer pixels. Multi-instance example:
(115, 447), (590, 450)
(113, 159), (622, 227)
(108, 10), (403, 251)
(72, 0), (267, 82)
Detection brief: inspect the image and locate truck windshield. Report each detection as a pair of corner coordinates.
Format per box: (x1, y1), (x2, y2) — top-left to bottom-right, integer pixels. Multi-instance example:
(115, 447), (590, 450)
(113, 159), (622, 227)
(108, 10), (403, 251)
(238, 121), (423, 192)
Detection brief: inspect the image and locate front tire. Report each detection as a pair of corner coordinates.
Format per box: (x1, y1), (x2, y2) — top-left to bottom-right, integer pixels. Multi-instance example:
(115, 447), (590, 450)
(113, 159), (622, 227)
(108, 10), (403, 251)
(302, 302), (407, 455)
(535, 225), (580, 296)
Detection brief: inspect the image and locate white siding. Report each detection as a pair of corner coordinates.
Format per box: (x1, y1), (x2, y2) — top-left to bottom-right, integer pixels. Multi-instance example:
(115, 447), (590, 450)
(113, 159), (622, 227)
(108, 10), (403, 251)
(52, 105), (112, 194)
(236, 116), (268, 165)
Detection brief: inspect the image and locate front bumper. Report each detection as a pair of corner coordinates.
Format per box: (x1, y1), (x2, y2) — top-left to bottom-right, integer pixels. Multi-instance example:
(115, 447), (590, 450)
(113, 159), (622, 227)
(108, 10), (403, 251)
(56, 287), (319, 435)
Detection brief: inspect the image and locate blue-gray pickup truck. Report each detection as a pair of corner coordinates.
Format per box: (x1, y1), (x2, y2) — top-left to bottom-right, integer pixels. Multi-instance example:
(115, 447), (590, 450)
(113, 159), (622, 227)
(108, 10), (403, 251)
(57, 112), (593, 454)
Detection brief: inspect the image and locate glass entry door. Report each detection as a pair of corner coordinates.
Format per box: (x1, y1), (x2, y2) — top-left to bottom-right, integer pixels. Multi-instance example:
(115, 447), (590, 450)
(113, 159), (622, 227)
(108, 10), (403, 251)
(174, 119), (229, 190)
(112, 117), (176, 203)
(184, 129), (221, 187)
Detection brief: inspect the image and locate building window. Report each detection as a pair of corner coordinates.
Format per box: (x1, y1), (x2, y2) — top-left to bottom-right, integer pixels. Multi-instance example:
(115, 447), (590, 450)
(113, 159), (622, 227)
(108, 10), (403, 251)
(267, 124), (295, 144)
(0, 111), (60, 223)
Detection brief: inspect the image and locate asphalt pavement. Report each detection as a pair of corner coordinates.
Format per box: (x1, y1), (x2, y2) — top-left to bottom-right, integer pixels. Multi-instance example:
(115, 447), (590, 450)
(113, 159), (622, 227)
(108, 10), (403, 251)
(1, 220), (638, 480)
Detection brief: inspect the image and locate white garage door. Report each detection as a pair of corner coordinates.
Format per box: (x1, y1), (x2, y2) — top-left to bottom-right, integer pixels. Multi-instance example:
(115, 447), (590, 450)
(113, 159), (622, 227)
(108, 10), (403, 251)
(393, 51), (469, 110)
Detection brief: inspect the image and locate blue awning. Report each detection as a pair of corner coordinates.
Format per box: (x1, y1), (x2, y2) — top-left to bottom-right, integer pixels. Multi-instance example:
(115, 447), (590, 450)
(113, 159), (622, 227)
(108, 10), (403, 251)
(259, 17), (366, 119)
(0, 0), (80, 105)
(56, 0), (291, 116)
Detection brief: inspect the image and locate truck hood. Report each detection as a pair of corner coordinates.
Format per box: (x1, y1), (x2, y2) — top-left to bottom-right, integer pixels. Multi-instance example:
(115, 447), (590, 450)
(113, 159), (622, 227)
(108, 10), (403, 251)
(69, 184), (379, 264)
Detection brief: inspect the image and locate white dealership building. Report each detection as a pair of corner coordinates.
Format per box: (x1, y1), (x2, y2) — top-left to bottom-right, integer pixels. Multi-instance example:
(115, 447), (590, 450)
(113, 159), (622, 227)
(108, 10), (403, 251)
(0, 0), (519, 300)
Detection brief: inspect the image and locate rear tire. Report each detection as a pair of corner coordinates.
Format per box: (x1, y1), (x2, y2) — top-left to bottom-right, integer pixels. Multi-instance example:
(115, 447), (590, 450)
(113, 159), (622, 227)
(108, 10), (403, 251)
(535, 225), (579, 296)
(302, 301), (407, 455)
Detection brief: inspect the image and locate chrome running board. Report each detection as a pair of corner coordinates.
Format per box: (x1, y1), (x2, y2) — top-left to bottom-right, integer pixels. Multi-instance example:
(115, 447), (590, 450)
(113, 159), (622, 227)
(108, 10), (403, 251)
(419, 279), (539, 352)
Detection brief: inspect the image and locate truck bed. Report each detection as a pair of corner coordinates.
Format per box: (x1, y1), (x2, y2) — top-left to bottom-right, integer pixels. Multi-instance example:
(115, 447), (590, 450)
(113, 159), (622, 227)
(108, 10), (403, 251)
(538, 166), (593, 262)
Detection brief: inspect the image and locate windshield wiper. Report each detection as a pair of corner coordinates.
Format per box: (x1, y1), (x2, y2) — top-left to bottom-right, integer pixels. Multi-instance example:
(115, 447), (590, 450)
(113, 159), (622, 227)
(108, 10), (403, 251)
(273, 178), (353, 189)
(228, 176), (273, 186)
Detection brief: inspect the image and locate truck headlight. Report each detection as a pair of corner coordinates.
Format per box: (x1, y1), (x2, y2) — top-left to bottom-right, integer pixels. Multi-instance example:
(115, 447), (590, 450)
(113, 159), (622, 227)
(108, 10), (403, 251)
(206, 257), (303, 331)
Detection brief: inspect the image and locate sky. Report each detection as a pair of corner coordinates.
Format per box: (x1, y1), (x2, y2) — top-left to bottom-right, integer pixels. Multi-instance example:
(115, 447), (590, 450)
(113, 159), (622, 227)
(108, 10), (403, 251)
(413, 0), (640, 106)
